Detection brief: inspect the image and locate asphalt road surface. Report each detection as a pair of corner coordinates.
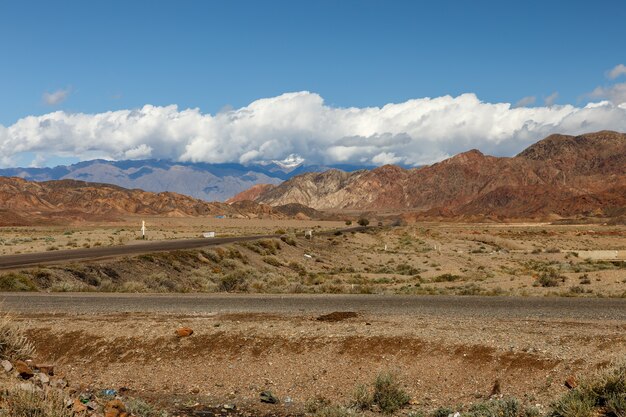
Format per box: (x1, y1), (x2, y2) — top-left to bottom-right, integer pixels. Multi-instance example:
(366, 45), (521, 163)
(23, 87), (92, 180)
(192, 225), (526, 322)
(0, 226), (369, 270)
(0, 234), (276, 270)
(1, 293), (625, 321)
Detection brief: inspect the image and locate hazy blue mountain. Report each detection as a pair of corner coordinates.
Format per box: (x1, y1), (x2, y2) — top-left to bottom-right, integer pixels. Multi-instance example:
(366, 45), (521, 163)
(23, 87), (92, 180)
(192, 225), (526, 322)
(0, 159), (370, 201)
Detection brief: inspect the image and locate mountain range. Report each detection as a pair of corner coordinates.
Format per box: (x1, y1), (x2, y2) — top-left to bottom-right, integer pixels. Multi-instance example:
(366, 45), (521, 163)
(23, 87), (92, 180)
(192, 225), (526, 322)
(0, 177), (321, 226)
(229, 131), (626, 220)
(0, 159), (370, 202)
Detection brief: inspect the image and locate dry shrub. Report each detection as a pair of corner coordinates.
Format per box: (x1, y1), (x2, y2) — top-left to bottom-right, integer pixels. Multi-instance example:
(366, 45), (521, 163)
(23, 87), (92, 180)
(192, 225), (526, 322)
(352, 371), (410, 414)
(550, 360), (626, 417)
(0, 385), (72, 417)
(0, 313), (35, 361)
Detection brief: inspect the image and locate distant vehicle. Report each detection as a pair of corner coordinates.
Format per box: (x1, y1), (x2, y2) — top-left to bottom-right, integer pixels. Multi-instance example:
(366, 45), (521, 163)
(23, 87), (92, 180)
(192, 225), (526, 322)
(203, 232), (216, 238)
(214, 215), (225, 219)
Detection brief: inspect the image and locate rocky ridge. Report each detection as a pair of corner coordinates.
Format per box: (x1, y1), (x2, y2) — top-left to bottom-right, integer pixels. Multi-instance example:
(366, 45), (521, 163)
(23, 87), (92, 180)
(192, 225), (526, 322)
(232, 131), (626, 220)
(0, 177), (321, 226)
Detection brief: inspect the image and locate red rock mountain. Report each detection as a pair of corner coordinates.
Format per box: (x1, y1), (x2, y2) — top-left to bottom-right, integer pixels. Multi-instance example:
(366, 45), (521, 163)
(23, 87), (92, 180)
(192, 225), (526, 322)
(234, 131), (626, 220)
(0, 178), (319, 226)
(226, 184), (276, 203)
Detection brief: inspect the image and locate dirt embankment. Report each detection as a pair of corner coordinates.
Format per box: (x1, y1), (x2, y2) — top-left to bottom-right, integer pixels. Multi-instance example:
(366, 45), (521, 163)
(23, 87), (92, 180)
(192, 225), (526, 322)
(15, 308), (626, 414)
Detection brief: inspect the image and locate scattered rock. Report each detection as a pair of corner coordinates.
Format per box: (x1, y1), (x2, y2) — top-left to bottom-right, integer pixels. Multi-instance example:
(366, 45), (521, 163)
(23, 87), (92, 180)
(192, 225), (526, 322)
(15, 360), (34, 379)
(50, 378), (68, 389)
(565, 375), (578, 389)
(73, 399), (88, 413)
(316, 312), (358, 322)
(1, 359), (13, 372)
(35, 364), (54, 375)
(35, 372), (50, 385)
(105, 399), (128, 417)
(260, 390), (279, 404)
(175, 327), (194, 337)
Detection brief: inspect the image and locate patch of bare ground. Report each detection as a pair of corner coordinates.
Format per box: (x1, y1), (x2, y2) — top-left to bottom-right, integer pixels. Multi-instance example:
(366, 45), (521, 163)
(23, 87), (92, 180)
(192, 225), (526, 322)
(13, 309), (625, 414)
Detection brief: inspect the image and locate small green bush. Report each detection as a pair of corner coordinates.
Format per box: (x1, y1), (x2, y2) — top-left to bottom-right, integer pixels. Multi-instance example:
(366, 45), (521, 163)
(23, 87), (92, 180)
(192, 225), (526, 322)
(357, 218), (370, 227)
(372, 372), (410, 414)
(550, 361), (626, 417)
(218, 271), (249, 292)
(0, 273), (37, 291)
(432, 273), (462, 283)
(263, 256), (282, 267)
(536, 269), (565, 287)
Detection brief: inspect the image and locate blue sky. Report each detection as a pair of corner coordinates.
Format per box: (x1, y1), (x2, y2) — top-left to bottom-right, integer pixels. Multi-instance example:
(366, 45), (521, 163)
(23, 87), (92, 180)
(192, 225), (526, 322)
(1, 0), (625, 168)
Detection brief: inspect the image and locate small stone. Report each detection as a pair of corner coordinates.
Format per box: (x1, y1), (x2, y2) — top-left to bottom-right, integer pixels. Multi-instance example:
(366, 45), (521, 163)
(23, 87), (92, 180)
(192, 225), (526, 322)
(1, 360), (12, 372)
(105, 399), (127, 417)
(50, 378), (68, 389)
(175, 327), (194, 337)
(73, 399), (88, 413)
(15, 360), (34, 379)
(565, 376), (578, 389)
(35, 372), (50, 385)
(260, 391), (279, 404)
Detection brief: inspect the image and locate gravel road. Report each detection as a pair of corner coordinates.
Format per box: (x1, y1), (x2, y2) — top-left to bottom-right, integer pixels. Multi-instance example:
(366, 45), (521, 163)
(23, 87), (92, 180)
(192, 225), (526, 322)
(2, 292), (625, 320)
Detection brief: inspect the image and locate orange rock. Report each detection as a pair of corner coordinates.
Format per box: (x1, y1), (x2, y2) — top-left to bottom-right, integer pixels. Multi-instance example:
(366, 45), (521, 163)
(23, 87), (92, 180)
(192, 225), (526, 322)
(104, 399), (127, 417)
(73, 399), (88, 413)
(175, 327), (194, 337)
(15, 360), (34, 379)
(35, 364), (54, 375)
(565, 375), (578, 389)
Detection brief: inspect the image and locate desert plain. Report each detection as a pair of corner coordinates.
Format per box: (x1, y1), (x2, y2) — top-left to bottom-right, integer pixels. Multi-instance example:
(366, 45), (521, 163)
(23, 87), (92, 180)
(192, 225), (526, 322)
(1, 218), (625, 416)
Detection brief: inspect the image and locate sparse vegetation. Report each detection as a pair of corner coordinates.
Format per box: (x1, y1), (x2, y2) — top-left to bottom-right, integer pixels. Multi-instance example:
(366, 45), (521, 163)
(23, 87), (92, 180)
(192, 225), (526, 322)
(550, 361), (626, 417)
(0, 385), (73, 417)
(535, 269), (566, 287)
(0, 313), (35, 360)
(352, 371), (410, 414)
(0, 273), (37, 291)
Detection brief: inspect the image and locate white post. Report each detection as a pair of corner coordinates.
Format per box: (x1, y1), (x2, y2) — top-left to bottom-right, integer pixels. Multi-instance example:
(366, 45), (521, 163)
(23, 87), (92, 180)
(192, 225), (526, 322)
(141, 220), (146, 239)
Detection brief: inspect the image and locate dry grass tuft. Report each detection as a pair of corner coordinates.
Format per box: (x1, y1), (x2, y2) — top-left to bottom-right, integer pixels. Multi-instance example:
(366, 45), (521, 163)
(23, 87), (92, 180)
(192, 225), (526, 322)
(0, 313), (35, 361)
(0, 385), (72, 417)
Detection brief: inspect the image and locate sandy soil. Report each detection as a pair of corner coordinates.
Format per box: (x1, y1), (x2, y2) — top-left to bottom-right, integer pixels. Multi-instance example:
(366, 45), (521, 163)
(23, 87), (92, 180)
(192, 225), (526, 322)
(13, 305), (625, 415)
(0, 217), (346, 256)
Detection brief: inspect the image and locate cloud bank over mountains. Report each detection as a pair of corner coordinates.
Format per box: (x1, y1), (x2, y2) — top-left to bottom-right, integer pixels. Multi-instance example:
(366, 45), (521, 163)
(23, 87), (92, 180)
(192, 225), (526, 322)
(1, 91), (626, 168)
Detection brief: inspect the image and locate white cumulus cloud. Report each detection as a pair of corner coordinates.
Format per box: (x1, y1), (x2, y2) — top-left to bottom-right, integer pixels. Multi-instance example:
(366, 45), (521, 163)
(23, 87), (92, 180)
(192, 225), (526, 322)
(1, 91), (626, 168)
